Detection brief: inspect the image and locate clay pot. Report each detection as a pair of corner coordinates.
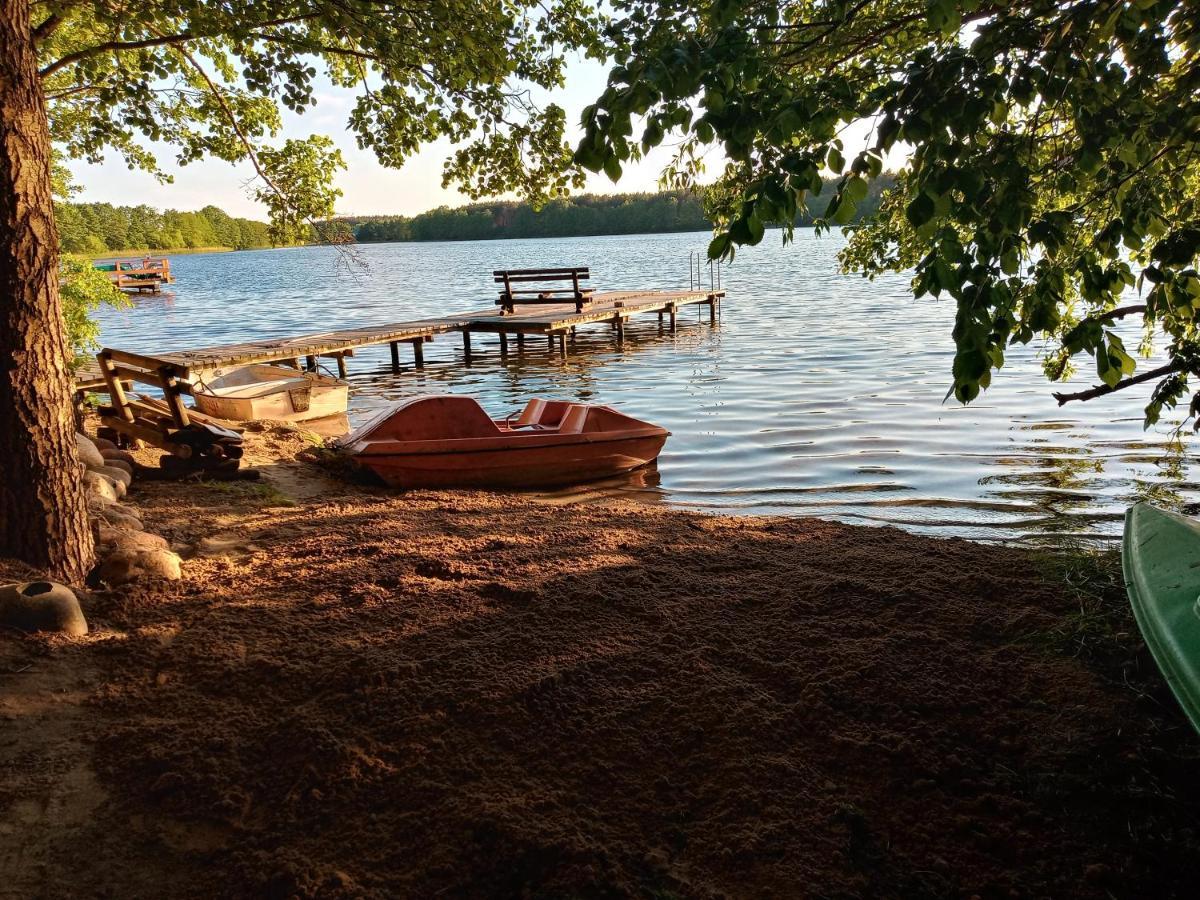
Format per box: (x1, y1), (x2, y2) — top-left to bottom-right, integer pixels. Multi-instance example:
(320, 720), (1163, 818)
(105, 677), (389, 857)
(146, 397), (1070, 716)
(0, 581), (88, 637)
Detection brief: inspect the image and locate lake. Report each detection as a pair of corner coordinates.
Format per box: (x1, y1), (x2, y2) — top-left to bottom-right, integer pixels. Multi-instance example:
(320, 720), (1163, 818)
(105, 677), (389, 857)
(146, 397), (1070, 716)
(92, 230), (1198, 544)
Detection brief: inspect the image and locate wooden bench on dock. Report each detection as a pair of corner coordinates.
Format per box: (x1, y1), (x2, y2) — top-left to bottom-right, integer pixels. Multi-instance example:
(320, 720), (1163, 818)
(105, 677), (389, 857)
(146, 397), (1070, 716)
(495, 267), (593, 314)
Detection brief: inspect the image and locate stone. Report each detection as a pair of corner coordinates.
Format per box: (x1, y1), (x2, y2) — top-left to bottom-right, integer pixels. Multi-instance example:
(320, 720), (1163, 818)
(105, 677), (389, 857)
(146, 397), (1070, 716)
(92, 436), (119, 452)
(84, 470), (117, 503)
(76, 433), (104, 468)
(91, 504), (142, 531)
(87, 468), (125, 499)
(94, 464), (132, 489)
(96, 548), (182, 584)
(100, 448), (136, 468)
(101, 457), (134, 478)
(97, 527), (167, 553)
(0, 582), (88, 637)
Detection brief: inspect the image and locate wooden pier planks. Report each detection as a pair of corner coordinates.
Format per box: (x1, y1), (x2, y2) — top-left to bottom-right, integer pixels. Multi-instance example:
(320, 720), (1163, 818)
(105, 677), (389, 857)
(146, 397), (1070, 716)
(74, 287), (724, 393)
(448, 290), (720, 333)
(111, 319), (458, 379)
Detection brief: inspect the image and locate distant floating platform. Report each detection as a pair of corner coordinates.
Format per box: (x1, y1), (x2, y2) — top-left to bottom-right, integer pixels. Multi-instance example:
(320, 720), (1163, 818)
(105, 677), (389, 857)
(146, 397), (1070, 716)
(93, 257), (174, 293)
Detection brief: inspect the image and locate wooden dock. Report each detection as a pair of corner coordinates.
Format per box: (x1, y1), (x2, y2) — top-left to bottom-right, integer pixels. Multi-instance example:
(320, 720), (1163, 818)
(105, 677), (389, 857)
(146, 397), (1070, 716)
(75, 285), (724, 464)
(93, 257), (174, 293)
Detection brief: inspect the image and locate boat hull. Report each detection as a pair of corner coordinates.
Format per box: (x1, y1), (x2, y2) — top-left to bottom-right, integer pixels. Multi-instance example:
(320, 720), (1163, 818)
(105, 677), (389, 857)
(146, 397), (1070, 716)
(195, 384), (348, 423)
(357, 433), (667, 489)
(193, 365), (349, 423)
(1123, 503), (1200, 734)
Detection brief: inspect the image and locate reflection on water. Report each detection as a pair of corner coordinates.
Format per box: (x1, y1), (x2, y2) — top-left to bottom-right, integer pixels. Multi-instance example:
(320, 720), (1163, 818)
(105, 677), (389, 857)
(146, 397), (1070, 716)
(93, 230), (1197, 544)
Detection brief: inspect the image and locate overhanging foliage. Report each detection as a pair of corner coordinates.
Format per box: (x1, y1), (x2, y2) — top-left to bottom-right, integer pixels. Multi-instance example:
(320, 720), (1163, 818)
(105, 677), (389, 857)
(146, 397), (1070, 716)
(578, 0), (1200, 426)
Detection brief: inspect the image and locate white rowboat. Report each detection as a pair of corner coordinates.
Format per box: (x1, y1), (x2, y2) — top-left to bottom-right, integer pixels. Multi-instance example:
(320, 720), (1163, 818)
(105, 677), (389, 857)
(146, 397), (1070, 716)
(192, 364), (348, 423)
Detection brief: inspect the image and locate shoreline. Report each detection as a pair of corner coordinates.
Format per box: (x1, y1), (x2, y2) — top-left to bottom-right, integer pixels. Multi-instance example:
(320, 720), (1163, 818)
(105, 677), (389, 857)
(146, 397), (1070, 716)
(2, 422), (1197, 897)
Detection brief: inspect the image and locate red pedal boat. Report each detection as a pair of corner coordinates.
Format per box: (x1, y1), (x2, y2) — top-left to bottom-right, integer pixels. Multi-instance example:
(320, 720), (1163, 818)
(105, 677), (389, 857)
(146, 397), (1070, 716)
(339, 395), (669, 489)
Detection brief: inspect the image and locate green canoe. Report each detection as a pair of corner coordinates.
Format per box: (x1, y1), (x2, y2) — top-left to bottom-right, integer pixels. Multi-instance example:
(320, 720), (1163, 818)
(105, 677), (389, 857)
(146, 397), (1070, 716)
(1123, 503), (1200, 733)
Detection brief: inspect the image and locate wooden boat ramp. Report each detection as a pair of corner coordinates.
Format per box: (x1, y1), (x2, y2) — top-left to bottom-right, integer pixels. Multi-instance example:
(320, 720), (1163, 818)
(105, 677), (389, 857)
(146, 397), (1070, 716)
(75, 265), (724, 472)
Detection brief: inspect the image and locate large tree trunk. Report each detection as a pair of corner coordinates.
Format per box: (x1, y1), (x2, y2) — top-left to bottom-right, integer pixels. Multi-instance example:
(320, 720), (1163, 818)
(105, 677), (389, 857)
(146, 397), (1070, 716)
(0, 0), (93, 581)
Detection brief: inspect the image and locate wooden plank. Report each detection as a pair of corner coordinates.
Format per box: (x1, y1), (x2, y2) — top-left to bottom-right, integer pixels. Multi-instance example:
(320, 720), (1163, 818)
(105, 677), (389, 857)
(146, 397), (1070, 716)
(105, 347), (189, 376)
(100, 415), (171, 448)
(97, 352), (135, 425)
(493, 267), (589, 277)
(134, 394), (243, 431)
(89, 288), (725, 388)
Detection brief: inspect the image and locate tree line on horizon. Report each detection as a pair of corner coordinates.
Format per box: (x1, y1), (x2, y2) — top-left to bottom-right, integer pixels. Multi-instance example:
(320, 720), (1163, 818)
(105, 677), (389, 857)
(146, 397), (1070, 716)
(54, 202), (284, 254)
(341, 180), (894, 244)
(56, 180), (896, 254)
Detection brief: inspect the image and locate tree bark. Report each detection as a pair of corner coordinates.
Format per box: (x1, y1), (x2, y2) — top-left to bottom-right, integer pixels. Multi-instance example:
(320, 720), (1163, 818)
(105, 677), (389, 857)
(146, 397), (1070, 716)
(0, 0), (94, 581)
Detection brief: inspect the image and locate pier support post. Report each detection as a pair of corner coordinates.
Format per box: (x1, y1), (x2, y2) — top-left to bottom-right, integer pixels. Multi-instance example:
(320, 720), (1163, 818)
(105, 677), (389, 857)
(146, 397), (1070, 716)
(412, 339), (424, 368)
(305, 355), (317, 372)
(669, 305), (678, 333)
(389, 342), (400, 372)
(499, 332), (509, 356)
(516, 332), (525, 351)
(547, 334), (555, 351)
(615, 318), (624, 345)
(462, 330), (473, 360)
(709, 297), (718, 324)
(557, 332), (567, 358)
(335, 354), (348, 378)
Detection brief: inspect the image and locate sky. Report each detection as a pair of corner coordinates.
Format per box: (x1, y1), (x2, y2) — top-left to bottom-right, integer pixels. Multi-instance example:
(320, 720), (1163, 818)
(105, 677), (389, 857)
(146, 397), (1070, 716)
(65, 55), (686, 220)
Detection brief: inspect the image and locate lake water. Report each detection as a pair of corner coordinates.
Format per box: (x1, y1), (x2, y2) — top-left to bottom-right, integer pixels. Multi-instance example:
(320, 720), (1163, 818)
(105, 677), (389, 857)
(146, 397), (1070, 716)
(93, 230), (1198, 544)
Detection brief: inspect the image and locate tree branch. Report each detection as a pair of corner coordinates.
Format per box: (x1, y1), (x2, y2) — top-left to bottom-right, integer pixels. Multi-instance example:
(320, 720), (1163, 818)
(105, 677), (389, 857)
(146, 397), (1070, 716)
(39, 14), (322, 78)
(1052, 359), (1186, 405)
(41, 32), (198, 78)
(1095, 303), (1147, 323)
(32, 11), (65, 42)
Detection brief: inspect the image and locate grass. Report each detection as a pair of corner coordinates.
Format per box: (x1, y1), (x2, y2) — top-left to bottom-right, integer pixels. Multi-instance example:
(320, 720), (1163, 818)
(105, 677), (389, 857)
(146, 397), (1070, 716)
(1027, 547), (1135, 681)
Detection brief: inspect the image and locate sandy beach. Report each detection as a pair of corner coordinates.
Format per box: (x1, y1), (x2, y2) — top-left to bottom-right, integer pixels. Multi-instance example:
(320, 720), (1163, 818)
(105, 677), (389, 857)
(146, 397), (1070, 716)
(2, 423), (1198, 898)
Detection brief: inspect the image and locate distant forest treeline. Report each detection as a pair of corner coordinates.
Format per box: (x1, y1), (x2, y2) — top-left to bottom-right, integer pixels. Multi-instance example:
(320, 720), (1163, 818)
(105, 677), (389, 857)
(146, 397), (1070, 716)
(340, 179), (895, 244)
(57, 179), (896, 253)
(55, 202), (284, 253)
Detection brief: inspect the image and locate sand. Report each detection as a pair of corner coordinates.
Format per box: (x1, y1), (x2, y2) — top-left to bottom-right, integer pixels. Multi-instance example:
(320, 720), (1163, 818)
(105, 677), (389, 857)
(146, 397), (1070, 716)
(2, 424), (1199, 898)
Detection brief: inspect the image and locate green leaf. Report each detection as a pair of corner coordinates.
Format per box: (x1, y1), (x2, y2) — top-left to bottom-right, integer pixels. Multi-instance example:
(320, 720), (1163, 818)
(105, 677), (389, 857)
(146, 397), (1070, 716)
(707, 232), (731, 260)
(832, 195), (856, 224)
(827, 146), (845, 173)
(845, 175), (868, 203)
(905, 193), (935, 227)
(603, 154), (623, 182)
(746, 214), (765, 244)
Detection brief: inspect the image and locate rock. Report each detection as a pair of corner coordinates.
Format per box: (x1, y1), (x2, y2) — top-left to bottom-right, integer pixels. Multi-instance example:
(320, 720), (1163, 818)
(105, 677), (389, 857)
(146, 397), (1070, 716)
(97, 527), (167, 553)
(91, 504), (142, 530)
(100, 448), (136, 468)
(76, 433), (104, 468)
(0, 581), (88, 637)
(94, 464), (132, 489)
(87, 468), (126, 499)
(92, 436), (119, 452)
(100, 458), (134, 478)
(96, 548), (182, 584)
(83, 470), (118, 503)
